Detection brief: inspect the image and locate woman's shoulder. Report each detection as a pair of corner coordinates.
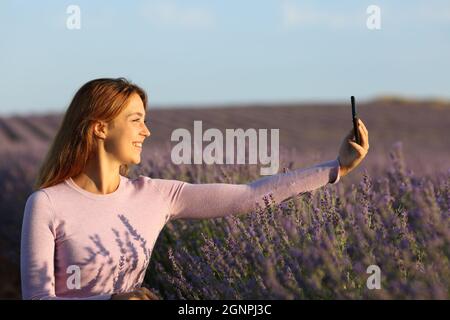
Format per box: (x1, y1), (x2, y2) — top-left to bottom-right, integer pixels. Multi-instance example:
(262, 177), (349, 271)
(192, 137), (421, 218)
(23, 189), (55, 222)
(30, 178), (71, 200)
(26, 189), (51, 204)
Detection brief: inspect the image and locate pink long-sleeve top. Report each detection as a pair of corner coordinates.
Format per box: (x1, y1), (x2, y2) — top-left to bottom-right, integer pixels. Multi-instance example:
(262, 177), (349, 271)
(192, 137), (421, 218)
(20, 159), (340, 300)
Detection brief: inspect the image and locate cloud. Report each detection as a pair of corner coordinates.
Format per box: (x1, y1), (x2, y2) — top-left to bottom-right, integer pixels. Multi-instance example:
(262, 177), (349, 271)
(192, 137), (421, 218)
(281, 1), (361, 29)
(140, 1), (215, 29)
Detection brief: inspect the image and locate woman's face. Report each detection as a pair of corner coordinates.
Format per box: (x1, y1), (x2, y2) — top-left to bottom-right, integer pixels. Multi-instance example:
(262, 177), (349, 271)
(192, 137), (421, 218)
(102, 93), (151, 165)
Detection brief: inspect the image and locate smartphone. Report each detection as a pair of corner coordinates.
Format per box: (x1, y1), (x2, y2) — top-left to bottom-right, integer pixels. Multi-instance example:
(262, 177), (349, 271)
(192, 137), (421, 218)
(351, 96), (360, 144)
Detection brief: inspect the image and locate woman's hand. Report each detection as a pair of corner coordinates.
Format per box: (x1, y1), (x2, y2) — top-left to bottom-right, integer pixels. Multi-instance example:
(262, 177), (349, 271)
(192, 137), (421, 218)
(337, 118), (369, 177)
(110, 287), (161, 300)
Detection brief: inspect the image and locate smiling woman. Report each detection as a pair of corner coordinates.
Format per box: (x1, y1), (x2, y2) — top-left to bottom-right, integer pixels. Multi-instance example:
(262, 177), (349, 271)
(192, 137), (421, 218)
(33, 78), (151, 193)
(67, 91), (151, 195)
(20, 77), (369, 300)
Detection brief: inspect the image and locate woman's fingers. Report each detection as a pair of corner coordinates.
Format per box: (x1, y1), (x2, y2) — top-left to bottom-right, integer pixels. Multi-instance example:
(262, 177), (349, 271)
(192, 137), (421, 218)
(136, 290), (150, 300)
(358, 126), (369, 150)
(348, 140), (366, 156)
(140, 287), (160, 300)
(137, 288), (151, 300)
(359, 120), (369, 149)
(146, 290), (160, 300)
(129, 288), (149, 300)
(360, 119), (368, 132)
(342, 118), (369, 151)
(358, 119), (369, 139)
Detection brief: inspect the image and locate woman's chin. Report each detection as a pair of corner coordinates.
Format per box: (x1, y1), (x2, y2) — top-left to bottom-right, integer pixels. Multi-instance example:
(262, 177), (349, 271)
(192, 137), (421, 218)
(132, 156), (142, 165)
(124, 157), (141, 166)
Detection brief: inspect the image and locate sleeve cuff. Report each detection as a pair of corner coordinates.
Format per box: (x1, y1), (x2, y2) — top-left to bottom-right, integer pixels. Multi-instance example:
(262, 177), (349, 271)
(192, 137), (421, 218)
(329, 159), (341, 184)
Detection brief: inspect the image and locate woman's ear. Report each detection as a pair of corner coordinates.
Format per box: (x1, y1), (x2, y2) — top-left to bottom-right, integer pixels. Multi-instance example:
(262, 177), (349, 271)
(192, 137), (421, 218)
(93, 120), (108, 140)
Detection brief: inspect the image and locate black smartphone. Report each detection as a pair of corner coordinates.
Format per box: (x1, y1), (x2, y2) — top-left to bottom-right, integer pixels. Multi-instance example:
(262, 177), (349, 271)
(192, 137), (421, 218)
(351, 96), (360, 144)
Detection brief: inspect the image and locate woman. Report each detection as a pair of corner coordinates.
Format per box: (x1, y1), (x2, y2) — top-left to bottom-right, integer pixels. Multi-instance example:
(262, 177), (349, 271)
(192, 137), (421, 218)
(20, 78), (369, 300)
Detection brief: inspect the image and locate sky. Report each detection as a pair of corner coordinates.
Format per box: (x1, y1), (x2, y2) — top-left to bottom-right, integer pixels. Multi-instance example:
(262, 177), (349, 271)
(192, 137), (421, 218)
(1, 0), (449, 116)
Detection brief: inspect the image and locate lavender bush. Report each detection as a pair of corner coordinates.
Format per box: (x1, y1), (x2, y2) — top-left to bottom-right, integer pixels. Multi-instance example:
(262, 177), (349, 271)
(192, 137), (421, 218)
(141, 143), (449, 300)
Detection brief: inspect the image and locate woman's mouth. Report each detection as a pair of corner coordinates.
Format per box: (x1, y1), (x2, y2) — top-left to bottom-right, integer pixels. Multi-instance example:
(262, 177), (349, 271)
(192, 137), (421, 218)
(133, 142), (143, 150)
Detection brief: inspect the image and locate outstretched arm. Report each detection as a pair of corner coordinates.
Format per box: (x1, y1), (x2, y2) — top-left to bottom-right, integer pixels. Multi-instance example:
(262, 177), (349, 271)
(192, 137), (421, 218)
(153, 158), (340, 222)
(154, 119), (369, 222)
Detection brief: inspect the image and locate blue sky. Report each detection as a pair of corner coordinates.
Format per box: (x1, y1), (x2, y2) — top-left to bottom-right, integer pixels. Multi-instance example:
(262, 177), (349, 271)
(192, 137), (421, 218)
(1, 0), (449, 116)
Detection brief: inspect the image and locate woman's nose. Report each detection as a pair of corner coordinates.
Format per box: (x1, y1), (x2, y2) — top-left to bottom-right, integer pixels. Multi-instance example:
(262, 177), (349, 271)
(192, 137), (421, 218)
(143, 125), (151, 137)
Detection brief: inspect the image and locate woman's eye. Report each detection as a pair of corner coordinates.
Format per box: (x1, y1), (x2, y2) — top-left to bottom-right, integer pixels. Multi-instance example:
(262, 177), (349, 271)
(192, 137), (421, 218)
(133, 119), (148, 124)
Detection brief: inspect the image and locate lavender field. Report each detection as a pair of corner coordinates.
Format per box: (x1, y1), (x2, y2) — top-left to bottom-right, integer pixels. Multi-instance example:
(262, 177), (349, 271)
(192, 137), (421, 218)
(0, 98), (449, 299)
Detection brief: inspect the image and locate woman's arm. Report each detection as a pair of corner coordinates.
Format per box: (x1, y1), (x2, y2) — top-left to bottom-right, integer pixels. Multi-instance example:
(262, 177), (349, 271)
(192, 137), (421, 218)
(152, 158), (340, 222)
(154, 119), (369, 222)
(20, 190), (112, 300)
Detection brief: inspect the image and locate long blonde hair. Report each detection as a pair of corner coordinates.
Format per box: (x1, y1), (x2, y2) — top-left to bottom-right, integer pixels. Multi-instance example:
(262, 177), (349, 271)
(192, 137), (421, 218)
(34, 77), (148, 190)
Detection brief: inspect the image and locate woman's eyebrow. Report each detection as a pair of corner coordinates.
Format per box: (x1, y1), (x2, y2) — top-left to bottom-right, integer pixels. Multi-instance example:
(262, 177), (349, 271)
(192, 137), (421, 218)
(127, 112), (146, 117)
